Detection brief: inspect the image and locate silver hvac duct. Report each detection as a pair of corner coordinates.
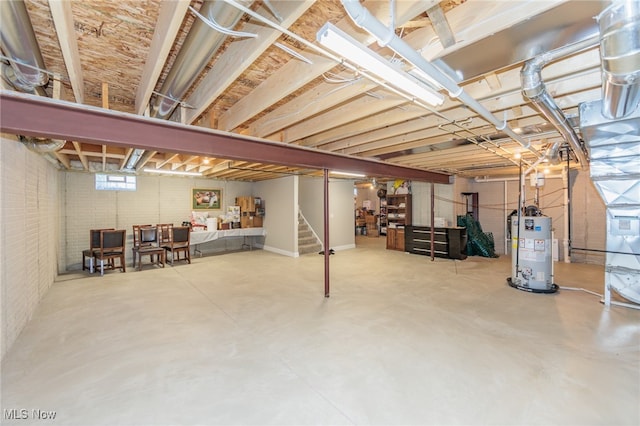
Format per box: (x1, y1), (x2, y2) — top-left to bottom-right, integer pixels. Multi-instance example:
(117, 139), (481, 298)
(578, 1), (640, 308)
(19, 136), (65, 153)
(0, 0), (49, 92)
(1, 0), (61, 154)
(597, 0), (640, 119)
(580, 100), (640, 306)
(150, 0), (253, 120)
(521, 37), (597, 169)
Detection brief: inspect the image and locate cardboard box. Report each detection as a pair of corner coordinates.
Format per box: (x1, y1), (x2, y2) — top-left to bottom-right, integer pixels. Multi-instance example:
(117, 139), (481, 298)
(241, 215), (263, 228)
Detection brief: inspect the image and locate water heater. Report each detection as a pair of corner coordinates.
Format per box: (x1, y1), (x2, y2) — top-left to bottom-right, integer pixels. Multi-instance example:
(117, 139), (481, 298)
(508, 213), (558, 293)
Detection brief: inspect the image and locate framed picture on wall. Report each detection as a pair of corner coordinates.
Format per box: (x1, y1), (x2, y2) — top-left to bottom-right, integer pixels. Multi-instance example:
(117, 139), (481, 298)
(192, 188), (222, 210)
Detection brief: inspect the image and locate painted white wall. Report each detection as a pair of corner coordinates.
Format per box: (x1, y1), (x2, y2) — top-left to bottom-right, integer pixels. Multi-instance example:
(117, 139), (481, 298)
(569, 169), (607, 264)
(355, 184), (379, 212)
(299, 176), (356, 251)
(460, 169), (606, 262)
(254, 175), (298, 256)
(410, 182), (456, 227)
(1, 136), (60, 360)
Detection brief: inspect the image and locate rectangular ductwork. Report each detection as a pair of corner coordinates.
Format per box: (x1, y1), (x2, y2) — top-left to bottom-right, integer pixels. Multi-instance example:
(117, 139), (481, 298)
(579, 100), (640, 306)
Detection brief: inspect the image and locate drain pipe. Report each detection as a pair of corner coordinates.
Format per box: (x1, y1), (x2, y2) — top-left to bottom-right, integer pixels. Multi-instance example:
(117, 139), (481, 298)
(521, 36), (597, 169)
(563, 165), (571, 263)
(340, 0), (542, 159)
(0, 0), (49, 92)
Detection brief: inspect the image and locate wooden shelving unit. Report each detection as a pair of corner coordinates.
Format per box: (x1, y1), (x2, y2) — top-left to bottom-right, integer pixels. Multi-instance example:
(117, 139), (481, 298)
(386, 194), (411, 251)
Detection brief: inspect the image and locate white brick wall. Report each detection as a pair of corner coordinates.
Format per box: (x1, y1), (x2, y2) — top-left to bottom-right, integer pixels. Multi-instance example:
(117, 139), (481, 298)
(62, 174), (253, 269)
(1, 136), (60, 360)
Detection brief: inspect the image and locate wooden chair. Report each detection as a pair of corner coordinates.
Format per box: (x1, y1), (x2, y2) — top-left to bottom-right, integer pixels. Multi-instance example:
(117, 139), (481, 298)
(95, 229), (126, 276)
(132, 224), (152, 268)
(156, 223), (173, 246)
(163, 226), (191, 265)
(82, 228), (114, 273)
(132, 225), (165, 271)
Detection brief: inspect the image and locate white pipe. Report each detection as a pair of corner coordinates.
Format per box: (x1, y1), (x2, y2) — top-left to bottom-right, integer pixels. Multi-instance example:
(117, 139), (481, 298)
(340, 0), (542, 159)
(562, 166), (571, 263)
(559, 286), (602, 298)
(504, 180), (508, 254)
(524, 156), (546, 177)
(559, 285), (640, 310)
(474, 174), (563, 183)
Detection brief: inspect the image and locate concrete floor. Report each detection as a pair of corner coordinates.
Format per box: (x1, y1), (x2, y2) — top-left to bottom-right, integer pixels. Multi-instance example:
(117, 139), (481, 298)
(2, 236), (639, 425)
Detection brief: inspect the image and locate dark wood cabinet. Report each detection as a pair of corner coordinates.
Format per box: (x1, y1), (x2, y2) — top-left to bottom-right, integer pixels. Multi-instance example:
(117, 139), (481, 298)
(386, 194), (411, 251)
(405, 225), (467, 260)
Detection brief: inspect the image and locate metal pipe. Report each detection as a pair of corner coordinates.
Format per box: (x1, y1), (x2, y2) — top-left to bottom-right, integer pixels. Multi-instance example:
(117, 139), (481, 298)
(324, 168), (330, 297)
(562, 166), (571, 263)
(0, 0), (49, 91)
(521, 36), (598, 169)
(151, 0), (253, 119)
(340, 0), (542, 159)
(430, 182), (435, 261)
(0, 90), (452, 183)
(19, 135), (65, 153)
(504, 180), (508, 255)
(597, 0), (640, 119)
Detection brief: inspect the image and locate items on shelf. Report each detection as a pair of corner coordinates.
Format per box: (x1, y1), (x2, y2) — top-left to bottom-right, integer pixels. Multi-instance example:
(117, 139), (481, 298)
(386, 193), (411, 251)
(236, 196), (264, 228)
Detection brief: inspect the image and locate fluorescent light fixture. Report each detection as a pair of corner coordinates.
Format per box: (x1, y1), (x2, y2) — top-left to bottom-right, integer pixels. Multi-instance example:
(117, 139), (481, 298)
(143, 168), (202, 176)
(331, 171), (366, 178)
(317, 23), (444, 107)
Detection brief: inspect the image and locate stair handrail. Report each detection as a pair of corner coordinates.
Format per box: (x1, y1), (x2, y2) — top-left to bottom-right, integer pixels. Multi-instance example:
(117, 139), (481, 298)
(298, 207), (324, 252)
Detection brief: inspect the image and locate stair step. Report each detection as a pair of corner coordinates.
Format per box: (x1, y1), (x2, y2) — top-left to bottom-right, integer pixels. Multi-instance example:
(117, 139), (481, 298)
(299, 243), (322, 255)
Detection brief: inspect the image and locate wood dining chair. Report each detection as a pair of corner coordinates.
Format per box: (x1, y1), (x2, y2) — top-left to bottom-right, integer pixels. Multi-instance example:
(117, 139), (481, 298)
(132, 224), (153, 268)
(132, 225), (165, 271)
(163, 226), (191, 266)
(95, 229), (126, 276)
(82, 228), (114, 273)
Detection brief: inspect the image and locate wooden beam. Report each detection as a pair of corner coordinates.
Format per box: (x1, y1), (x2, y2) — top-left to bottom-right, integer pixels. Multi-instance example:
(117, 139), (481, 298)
(217, 0), (439, 132)
(72, 141), (88, 170)
(135, 0), (189, 115)
(48, 0), (84, 103)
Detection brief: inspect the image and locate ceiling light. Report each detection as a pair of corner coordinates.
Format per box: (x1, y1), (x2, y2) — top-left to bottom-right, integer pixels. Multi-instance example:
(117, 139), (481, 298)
(143, 168), (202, 176)
(317, 23), (444, 107)
(331, 171), (366, 178)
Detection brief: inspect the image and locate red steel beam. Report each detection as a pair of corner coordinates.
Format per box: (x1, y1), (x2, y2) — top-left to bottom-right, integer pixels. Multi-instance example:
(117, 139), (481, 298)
(0, 91), (451, 184)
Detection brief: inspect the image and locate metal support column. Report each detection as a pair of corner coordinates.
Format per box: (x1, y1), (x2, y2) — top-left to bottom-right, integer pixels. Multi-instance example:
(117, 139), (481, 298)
(324, 169), (330, 297)
(430, 182), (435, 261)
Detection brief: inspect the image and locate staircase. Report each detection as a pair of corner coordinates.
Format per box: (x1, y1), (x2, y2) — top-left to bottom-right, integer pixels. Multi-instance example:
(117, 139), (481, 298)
(298, 212), (322, 255)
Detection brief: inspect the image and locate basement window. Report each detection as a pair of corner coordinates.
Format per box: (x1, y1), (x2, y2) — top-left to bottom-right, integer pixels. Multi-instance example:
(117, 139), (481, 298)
(95, 174), (137, 191)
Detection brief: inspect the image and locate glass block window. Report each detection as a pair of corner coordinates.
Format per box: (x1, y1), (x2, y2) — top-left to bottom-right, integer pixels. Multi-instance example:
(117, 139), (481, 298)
(95, 174), (136, 191)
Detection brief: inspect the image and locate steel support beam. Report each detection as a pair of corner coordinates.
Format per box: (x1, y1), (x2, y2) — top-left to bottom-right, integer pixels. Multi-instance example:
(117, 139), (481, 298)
(324, 168), (330, 298)
(0, 91), (451, 183)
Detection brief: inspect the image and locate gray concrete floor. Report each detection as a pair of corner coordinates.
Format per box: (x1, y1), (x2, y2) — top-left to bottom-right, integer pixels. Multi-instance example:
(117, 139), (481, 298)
(2, 236), (639, 425)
